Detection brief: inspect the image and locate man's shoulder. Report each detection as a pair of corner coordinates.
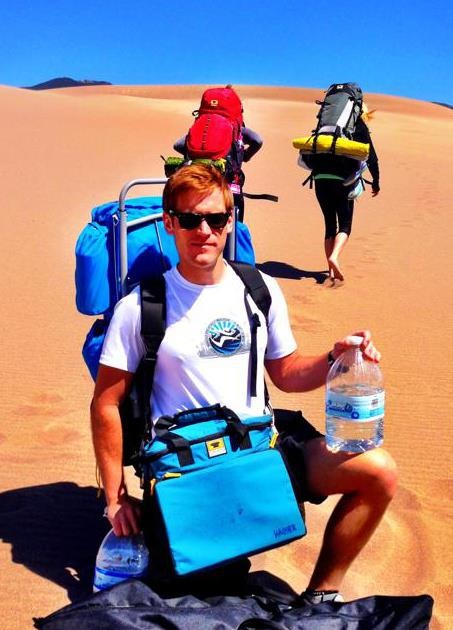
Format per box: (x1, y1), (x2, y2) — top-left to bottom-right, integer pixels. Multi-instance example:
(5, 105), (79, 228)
(228, 262), (277, 289)
(112, 285), (141, 318)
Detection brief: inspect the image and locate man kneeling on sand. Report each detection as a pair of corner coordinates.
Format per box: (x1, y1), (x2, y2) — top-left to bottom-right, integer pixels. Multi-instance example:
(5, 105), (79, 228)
(91, 163), (397, 604)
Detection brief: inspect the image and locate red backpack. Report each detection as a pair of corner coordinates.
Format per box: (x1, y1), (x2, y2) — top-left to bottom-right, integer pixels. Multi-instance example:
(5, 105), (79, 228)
(185, 86), (244, 178)
(186, 113), (235, 160)
(196, 86), (244, 130)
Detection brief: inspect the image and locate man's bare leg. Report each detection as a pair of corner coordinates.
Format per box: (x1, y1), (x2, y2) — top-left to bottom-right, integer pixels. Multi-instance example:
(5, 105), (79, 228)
(303, 439), (398, 592)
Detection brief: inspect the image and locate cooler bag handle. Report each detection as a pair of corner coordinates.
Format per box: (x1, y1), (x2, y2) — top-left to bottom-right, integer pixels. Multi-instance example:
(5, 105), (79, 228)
(153, 431), (195, 467)
(154, 404), (246, 436)
(154, 404), (252, 465)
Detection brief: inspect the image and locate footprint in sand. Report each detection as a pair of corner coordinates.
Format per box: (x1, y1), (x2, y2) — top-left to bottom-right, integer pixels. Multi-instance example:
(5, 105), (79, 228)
(39, 422), (83, 446)
(14, 391), (68, 418)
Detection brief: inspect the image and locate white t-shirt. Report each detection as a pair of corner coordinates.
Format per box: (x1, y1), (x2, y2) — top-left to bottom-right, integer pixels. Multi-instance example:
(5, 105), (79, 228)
(100, 264), (297, 422)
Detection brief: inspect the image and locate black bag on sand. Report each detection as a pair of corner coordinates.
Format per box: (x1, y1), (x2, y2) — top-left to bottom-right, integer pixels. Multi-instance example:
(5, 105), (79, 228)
(34, 574), (433, 630)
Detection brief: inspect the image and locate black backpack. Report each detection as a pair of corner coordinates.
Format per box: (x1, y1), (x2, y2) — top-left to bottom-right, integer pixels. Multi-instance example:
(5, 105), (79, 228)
(300, 83), (365, 187)
(122, 262), (272, 473)
(314, 82), (363, 146)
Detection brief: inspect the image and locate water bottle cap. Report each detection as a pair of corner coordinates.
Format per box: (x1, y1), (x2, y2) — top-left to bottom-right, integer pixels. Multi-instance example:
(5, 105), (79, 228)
(345, 335), (363, 347)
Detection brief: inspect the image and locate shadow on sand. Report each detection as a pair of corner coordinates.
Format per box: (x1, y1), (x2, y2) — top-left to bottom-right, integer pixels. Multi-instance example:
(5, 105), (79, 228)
(256, 260), (329, 284)
(0, 482), (109, 602)
(0, 482), (300, 614)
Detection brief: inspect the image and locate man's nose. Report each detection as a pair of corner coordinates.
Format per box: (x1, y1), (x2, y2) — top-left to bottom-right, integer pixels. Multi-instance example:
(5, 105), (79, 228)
(197, 218), (212, 234)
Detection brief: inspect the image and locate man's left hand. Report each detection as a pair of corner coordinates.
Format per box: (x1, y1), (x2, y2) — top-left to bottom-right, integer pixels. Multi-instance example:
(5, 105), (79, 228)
(332, 330), (381, 363)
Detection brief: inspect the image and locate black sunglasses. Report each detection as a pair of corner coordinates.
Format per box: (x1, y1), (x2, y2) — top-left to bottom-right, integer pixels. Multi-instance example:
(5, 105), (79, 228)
(167, 209), (231, 230)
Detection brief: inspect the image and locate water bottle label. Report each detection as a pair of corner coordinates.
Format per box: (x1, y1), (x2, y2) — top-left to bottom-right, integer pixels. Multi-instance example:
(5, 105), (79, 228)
(326, 391), (385, 421)
(93, 565), (147, 591)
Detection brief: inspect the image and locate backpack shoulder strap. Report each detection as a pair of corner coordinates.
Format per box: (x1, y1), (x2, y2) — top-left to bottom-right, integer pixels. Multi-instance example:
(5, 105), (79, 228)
(229, 262), (272, 400)
(137, 275), (166, 434)
(229, 261), (272, 323)
(140, 275), (166, 355)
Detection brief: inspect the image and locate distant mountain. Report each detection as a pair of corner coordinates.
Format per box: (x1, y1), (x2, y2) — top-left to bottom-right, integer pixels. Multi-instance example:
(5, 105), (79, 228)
(24, 77), (112, 90)
(432, 101), (453, 110)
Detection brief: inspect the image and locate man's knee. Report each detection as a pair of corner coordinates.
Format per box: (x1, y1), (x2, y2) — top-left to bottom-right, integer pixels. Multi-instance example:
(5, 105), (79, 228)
(361, 448), (398, 501)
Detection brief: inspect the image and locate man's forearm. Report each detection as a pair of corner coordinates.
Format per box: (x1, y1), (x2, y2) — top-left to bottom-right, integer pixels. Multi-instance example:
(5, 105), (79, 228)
(266, 351), (330, 393)
(90, 401), (127, 505)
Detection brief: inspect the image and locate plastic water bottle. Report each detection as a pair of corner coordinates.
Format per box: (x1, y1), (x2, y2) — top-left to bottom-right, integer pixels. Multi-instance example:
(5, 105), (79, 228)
(325, 335), (385, 453)
(93, 528), (149, 592)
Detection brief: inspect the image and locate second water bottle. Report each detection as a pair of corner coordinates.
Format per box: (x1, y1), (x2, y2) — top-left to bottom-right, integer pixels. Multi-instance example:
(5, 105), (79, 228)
(93, 528), (149, 592)
(325, 335), (385, 453)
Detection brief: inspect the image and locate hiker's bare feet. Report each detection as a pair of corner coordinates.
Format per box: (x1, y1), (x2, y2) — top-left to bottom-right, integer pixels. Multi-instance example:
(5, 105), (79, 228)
(328, 264), (335, 280)
(328, 257), (344, 281)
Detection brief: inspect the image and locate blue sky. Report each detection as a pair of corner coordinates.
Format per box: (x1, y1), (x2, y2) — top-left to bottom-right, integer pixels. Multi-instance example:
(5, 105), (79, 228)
(1, 0), (452, 104)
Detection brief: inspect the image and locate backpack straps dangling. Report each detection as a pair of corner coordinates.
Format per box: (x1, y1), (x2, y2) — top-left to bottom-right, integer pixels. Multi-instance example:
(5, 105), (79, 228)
(302, 172), (314, 188)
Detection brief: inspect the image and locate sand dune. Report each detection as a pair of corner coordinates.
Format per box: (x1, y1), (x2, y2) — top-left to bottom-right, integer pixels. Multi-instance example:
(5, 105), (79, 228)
(0, 83), (452, 629)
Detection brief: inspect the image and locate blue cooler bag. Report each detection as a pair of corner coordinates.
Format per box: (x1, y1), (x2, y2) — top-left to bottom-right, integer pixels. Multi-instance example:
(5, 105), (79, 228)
(141, 405), (306, 578)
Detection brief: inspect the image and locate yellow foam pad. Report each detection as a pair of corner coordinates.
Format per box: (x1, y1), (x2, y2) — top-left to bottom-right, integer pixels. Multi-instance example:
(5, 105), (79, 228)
(292, 135), (369, 160)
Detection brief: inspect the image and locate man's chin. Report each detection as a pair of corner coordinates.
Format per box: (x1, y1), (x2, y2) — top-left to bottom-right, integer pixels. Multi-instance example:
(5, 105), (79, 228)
(191, 254), (217, 267)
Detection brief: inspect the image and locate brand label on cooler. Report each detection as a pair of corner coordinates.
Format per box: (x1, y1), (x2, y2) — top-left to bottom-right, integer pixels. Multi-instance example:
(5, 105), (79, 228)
(326, 391), (385, 421)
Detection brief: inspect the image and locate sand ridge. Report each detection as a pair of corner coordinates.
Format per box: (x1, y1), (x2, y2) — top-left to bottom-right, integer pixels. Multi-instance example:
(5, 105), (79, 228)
(0, 84), (452, 628)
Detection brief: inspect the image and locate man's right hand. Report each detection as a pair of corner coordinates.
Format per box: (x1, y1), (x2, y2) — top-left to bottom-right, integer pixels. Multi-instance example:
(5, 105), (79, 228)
(105, 495), (142, 536)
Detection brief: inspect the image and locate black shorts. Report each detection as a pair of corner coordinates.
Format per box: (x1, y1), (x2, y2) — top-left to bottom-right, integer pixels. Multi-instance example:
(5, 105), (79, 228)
(274, 408), (327, 505)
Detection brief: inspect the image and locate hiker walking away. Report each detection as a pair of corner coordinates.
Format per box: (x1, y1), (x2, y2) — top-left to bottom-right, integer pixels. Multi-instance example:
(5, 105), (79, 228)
(312, 104), (380, 282)
(173, 85), (263, 223)
(91, 164), (396, 605)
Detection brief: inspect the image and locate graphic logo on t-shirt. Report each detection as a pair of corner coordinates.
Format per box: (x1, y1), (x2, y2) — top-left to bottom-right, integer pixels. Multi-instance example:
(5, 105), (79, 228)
(204, 318), (244, 356)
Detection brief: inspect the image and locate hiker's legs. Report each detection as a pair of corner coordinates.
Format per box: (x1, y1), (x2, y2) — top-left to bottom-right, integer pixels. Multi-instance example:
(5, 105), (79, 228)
(303, 437), (398, 592)
(324, 237), (335, 278)
(327, 231), (348, 281)
(327, 198), (353, 281)
(324, 237), (335, 260)
(315, 181), (343, 278)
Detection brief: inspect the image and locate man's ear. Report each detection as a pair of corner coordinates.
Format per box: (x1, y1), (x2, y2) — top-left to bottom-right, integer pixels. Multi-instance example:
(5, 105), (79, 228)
(225, 212), (234, 234)
(163, 212), (174, 234)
